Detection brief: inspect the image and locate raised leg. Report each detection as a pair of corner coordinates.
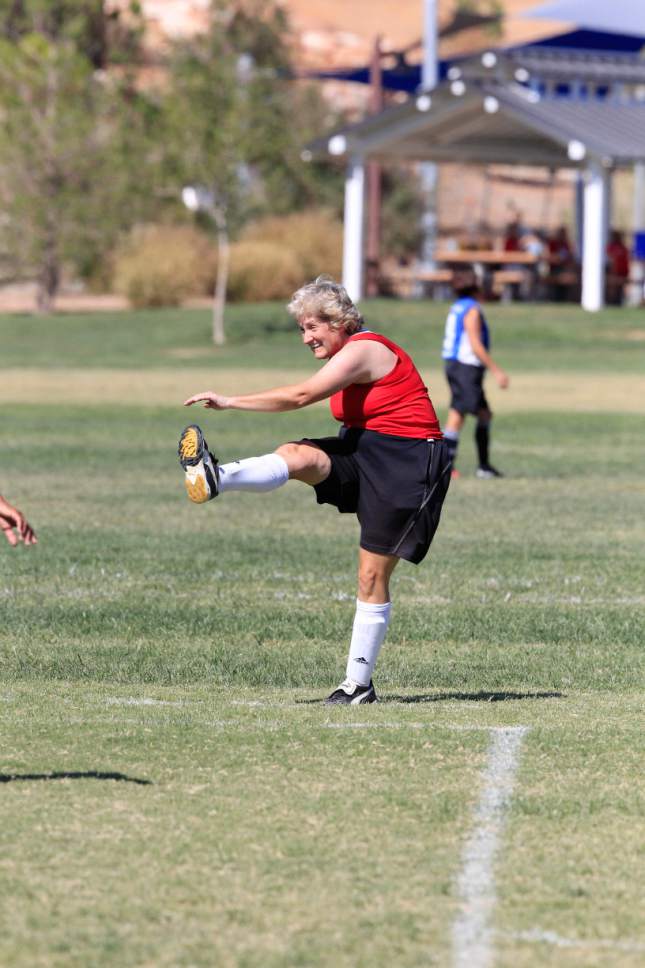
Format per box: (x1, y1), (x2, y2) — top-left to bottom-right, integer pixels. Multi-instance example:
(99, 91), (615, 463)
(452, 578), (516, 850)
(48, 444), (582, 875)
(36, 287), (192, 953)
(274, 442), (331, 486)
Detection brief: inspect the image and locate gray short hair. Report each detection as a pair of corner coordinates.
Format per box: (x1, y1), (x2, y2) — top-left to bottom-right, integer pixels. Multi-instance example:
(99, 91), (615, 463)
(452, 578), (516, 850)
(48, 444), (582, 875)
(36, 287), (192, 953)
(287, 275), (363, 333)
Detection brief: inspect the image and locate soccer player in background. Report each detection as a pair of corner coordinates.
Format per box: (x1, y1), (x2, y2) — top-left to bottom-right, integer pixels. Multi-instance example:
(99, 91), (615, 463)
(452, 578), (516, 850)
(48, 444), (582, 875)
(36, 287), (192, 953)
(0, 494), (37, 546)
(178, 276), (451, 705)
(441, 267), (509, 479)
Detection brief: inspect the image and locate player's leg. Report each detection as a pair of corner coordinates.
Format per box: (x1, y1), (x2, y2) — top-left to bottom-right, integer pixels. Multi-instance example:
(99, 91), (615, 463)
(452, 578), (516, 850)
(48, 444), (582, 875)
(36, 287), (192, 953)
(326, 549), (399, 705)
(178, 425), (329, 503)
(214, 441), (328, 493)
(444, 359), (470, 477)
(274, 442), (331, 485)
(443, 407), (464, 478)
(474, 405), (503, 478)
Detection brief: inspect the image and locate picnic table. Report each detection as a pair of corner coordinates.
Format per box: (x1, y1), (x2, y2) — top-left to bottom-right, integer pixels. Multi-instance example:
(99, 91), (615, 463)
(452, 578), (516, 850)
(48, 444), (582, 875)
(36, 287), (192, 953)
(433, 249), (538, 266)
(433, 249), (539, 301)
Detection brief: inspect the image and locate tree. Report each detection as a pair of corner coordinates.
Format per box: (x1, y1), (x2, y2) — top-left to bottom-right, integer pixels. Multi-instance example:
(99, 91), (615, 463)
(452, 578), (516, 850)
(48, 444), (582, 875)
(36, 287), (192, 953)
(161, 0), (344, 342)
(0, 0), (152, 311)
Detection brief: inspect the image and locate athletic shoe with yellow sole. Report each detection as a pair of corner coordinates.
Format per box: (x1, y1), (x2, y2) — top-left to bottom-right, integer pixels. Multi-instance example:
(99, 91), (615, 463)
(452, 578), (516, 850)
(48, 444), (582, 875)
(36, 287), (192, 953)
(178, 424), (219, 503)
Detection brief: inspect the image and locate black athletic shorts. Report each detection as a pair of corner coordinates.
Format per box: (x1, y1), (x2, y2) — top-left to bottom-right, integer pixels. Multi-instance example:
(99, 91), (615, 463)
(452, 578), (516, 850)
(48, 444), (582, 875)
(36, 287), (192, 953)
(297, 427), (451, 565)
(445, 360), (490, 416)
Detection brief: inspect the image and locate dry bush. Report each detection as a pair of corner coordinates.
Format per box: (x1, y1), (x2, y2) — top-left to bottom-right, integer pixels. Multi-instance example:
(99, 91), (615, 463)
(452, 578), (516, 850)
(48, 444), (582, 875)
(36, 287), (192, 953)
(241, 209), (343, 282)
(227, 240), (303, 302)
(112, 225), (216, 308)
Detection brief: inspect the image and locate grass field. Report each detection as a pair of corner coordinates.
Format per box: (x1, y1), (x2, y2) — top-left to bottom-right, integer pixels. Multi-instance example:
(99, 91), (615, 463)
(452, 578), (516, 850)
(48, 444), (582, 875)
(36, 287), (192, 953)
(1, 299), (644, 967)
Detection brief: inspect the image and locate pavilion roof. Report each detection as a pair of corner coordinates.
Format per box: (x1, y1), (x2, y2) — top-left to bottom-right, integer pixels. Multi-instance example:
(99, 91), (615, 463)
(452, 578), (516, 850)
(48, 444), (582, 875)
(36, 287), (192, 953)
(306, 78), (645, 169)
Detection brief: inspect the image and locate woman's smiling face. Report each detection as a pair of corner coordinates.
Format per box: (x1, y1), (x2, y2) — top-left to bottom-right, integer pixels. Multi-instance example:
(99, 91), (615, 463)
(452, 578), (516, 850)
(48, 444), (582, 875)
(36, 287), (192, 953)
(298, 316), (349, 360)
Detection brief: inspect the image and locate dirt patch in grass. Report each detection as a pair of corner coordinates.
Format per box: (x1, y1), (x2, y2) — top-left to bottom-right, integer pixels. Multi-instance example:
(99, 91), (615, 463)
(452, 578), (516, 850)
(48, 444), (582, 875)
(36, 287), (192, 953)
(1, 368), (644, 413)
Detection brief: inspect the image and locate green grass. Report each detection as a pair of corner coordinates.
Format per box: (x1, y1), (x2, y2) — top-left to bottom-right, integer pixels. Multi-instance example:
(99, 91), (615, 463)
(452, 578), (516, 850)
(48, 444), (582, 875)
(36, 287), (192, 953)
(1, 298), (644, 371)
(0, 301), (644, 966)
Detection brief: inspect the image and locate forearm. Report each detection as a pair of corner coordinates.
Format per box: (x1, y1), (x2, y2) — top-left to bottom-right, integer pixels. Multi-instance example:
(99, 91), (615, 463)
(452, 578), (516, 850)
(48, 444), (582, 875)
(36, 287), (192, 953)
(470, 339), (495, 370)
(224, 384), (316, 412)
(469, 337), (501, 374)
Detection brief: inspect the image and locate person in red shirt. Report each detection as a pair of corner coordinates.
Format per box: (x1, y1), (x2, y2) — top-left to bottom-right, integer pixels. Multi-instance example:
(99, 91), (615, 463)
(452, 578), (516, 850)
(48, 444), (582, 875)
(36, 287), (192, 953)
(502, 220), (521, 253)
(179, 275), (451, 705)
(606, 229), (631, 305)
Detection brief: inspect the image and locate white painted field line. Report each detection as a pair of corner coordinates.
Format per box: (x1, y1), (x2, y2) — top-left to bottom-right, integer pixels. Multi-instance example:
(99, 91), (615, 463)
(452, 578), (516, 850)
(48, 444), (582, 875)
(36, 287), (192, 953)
(452, 725), (529, 968)
(501, 929), (645, 953)
(323, 722), (490, 731)
(105, 697), (187, 707)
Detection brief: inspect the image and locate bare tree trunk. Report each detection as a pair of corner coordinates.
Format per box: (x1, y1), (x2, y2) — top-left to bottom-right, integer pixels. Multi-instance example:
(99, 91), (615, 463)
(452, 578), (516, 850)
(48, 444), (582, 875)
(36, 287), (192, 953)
(212, 206), (229, 346)
(36, 60), (61, 315)
(36, 231), (59, 315)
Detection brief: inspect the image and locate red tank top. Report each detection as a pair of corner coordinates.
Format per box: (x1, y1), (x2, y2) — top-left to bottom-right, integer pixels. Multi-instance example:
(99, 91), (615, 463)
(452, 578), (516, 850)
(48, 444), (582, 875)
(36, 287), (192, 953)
(330, 332), (442, 439)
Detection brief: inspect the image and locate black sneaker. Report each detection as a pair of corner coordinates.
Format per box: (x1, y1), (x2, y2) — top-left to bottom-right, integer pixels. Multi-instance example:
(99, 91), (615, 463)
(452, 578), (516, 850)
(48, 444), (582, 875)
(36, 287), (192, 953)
(324, 678), (378, 705)
(475, 465), (503, 479)
(178, 425), (219, 503)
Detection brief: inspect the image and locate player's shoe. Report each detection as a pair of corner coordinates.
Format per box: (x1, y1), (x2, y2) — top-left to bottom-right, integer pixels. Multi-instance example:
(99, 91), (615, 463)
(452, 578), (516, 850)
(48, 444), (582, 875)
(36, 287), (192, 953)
(451, 468), (461, 480)
(178, 424), (219, 503)
(324, 678), (378, 705)
(476, 465), (503, 479)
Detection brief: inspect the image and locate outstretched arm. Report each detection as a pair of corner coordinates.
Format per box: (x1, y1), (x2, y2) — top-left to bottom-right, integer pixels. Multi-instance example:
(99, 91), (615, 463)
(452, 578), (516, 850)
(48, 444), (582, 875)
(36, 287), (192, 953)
(184, 340), (386, 413)
(464, 308), (509, 389)
(0, 495), (37, 546)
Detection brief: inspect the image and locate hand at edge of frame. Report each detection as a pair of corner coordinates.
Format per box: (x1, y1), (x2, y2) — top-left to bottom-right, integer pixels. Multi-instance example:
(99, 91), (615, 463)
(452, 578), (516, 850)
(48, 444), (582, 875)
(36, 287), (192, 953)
(0, 500), (37, 547)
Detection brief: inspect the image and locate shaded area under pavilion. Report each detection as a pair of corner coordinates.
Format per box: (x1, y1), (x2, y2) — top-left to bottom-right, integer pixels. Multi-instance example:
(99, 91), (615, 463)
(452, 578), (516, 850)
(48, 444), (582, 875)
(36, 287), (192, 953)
(306, 51), (645, 310)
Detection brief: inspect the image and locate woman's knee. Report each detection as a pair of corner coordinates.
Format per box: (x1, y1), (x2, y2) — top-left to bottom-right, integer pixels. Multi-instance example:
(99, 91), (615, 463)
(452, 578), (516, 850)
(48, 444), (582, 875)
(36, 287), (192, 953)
(357, 556), (396, 602)
(275, 442), (330, 483)
(358, 567), (380, 600)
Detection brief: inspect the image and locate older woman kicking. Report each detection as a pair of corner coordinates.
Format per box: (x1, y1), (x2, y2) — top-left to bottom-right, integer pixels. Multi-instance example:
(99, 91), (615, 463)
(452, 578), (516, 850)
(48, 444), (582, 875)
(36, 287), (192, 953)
(179, 276), (451, 704)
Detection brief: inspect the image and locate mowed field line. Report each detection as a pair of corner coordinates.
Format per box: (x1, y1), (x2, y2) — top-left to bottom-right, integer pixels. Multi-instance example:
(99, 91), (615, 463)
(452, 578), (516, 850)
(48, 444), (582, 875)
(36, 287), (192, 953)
(2, 367), (645, 412)
(452, 726), (529, 968)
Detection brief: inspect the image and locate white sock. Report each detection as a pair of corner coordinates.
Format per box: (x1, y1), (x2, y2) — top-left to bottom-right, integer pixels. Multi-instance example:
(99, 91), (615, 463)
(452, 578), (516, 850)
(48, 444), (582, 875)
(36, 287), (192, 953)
(218, 454), (289, 493)
(346, 599), (392, 686)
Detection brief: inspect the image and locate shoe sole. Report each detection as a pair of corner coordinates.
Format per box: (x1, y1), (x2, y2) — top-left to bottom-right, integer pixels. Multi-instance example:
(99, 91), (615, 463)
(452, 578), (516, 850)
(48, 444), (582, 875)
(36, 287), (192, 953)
(184, 464), (211, 504)
(324, 690), (378, 705)
(178, 425), (217, 504)
(178, 425), (205, 467)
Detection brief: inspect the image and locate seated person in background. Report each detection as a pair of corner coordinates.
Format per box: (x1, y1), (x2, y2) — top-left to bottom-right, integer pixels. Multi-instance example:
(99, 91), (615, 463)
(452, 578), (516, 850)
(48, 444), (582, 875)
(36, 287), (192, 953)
(520, 229), (548, 299)
(503, 220), (522, 253)
(547, 226), (577, 301)
(547, 226), (574, 267)
(521, 228), (547, 260)
(606, 229), (630, 305)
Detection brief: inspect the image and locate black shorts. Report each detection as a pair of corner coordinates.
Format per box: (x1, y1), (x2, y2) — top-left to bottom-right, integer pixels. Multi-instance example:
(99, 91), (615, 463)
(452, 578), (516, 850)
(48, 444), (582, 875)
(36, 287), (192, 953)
(297, 428), (451, 565)
(445, 360), (490, 416)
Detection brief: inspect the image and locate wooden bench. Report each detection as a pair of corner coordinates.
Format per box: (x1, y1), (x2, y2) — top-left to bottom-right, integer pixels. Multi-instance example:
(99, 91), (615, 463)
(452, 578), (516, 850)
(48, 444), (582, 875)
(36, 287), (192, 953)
(492, 268), (529, 302)
(382, 268), (453, 299)
(544, 271), (580, 301)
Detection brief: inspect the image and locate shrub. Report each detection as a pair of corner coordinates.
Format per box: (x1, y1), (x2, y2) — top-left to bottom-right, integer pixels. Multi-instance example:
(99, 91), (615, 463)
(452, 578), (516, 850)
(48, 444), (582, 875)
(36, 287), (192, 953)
(241, 209), (343, 282)
(226, 240), (303, 302)
(112, 225), (216, 308)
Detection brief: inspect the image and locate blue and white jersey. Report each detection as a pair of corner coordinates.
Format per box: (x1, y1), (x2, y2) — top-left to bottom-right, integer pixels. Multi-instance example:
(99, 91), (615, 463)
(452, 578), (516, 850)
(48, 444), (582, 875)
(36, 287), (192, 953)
(441, 297), (489, 367)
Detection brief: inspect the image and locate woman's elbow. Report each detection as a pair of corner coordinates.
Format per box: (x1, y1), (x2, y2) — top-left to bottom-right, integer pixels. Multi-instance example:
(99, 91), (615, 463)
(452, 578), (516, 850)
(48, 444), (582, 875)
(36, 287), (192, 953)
(292, 389), (316, 409)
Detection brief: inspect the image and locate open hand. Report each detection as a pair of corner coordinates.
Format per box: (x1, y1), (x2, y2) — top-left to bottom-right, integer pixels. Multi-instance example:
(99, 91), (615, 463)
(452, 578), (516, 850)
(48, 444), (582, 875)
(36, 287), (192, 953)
(183, 392), (231, 410)
(0, 498), (37, 547)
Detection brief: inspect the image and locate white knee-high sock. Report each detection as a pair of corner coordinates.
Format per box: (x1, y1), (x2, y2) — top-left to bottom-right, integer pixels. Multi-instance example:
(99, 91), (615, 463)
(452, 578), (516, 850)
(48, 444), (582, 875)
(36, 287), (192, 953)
(218, 454), (289, 493)
(346, 599), (392, 686)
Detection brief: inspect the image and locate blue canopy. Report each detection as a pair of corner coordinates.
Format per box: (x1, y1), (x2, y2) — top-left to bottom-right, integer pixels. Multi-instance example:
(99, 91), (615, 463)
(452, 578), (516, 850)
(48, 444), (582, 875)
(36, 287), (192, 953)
(523, 0), (645, 39)
(307, 27), (645, 93)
